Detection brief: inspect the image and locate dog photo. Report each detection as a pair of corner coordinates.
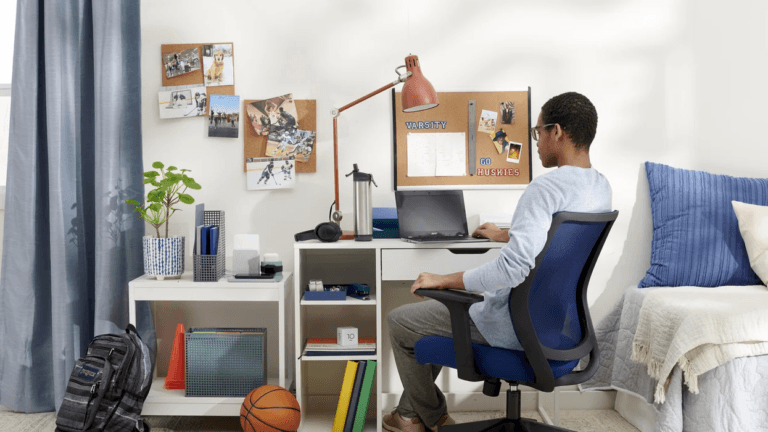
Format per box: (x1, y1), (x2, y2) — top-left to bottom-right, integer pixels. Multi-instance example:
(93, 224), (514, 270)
(246, 94), (299, 136)
(158, 86), (207, 119)
(162, 48), (201, 79)
(208, 94), (240, 138)
(246, 157), (296, 190)
(202, 44), (234, 86)
(478, 109), (497, 134)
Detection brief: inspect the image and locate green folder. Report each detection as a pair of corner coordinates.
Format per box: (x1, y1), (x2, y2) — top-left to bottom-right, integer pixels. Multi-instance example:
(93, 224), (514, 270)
(351, 360), (377, 432)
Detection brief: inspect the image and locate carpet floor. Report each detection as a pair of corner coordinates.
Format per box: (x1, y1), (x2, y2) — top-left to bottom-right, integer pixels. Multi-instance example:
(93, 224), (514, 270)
(0, 409), (640, 431)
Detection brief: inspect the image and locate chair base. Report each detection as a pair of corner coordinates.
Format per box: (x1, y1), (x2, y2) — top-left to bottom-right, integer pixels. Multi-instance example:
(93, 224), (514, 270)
(438, 387), (575, 432)
(439, 417), (574, 432)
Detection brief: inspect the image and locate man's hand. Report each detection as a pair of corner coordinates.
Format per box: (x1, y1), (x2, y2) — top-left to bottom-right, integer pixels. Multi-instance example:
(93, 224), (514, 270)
(410, 273), (445, 299)
(472, 222), (510, 242)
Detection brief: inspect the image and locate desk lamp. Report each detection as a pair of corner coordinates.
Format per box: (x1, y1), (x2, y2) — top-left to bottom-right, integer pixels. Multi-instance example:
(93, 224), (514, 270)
(329, 55), (439, 235)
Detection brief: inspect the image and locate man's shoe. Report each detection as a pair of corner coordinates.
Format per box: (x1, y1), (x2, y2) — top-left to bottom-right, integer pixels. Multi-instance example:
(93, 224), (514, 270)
(430, 413), (456, 431)
(383, 410), (425, 432)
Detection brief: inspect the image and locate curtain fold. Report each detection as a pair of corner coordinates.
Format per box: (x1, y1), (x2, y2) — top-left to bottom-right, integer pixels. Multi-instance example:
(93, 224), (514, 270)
(0, 0), (153, 413)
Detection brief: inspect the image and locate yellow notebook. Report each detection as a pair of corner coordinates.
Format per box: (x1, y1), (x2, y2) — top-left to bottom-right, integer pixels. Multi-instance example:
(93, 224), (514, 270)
(332, 360), (360, 432)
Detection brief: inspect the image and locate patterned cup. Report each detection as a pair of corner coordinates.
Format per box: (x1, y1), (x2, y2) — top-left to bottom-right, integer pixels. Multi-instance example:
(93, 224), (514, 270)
(143, 236), (185, 280)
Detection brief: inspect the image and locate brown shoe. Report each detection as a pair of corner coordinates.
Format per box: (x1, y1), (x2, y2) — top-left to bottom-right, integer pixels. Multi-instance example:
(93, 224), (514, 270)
(383, 410), (425, 432)
(430, 413), (456, 431)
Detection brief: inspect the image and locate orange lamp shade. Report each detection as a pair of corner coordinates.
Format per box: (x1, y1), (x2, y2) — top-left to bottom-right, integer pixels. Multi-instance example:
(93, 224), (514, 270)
(402, 55), (439, 112)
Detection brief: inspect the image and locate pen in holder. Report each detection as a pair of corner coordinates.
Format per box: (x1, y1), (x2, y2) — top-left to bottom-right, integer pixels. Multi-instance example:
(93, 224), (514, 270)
(194, 210), (226, 282)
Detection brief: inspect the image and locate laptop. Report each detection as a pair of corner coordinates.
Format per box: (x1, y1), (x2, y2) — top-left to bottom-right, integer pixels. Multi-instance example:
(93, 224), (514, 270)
(395, 190), (491, 243)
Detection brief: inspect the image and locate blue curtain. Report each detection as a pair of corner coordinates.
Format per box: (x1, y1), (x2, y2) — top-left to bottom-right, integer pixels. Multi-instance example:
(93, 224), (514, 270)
(0, 0), (153, 413)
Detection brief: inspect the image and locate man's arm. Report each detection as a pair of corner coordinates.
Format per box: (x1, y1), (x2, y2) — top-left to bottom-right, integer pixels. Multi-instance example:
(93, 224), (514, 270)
(472, 222), (510, 242)
(410, 272), (465, 298)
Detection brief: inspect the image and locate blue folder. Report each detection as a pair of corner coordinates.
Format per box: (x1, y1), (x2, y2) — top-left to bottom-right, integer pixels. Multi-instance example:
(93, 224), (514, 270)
(209, 226), (219, 255)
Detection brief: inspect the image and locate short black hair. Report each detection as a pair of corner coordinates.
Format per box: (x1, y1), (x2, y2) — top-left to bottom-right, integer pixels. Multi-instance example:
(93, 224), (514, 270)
(540, 92), (597, 150)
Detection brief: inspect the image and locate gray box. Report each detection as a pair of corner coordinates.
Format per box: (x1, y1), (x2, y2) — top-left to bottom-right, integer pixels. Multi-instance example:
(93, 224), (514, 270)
(185, 328), (266, 397)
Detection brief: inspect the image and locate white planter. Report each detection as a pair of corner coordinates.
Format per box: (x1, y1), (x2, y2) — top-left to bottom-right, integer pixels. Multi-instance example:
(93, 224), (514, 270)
(143, 236), (185, 280)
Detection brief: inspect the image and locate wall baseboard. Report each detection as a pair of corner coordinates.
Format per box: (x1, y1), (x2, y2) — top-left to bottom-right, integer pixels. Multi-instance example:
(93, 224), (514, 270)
(306, 388), (616, 414)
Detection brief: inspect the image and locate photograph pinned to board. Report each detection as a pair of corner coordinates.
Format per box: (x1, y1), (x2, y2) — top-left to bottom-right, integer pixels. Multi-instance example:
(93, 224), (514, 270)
(202, 43), (234, 86)
(406, 132), (467, 177)
(245, 94), (298, 136)
(500, 101), (515, 125)
(246, 156), (296, 190)
(162, 48), (201, 79)
(158, 85), (207, 119)
(478, 109), (497, 134)
(506, 141), (522, 163)
(491, 129), (510, 155)
(208, 94), (240, 138)
(265, 129), (315, 162)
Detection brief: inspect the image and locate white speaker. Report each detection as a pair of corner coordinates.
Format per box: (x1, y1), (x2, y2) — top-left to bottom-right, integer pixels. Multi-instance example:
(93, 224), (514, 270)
(233, 234), (260, 275)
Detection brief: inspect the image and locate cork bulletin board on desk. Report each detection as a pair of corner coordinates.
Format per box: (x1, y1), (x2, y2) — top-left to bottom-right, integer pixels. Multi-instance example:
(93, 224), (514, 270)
(393, 88), (531, 190)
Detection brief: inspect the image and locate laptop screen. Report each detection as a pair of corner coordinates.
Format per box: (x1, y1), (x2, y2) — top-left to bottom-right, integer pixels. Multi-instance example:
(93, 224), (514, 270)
(395, 190), (469, 238)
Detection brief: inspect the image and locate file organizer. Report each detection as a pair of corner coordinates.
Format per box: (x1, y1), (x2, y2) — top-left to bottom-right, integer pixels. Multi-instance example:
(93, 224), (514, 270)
(193, 210), (226, 281)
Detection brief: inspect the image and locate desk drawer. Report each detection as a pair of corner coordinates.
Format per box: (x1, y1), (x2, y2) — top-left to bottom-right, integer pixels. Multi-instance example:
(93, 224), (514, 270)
(381, 248), (501, 281)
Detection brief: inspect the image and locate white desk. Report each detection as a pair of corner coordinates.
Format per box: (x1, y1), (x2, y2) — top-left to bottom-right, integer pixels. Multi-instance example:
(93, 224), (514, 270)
(294, 239), (503, 431)
(128, 271), (294, 416)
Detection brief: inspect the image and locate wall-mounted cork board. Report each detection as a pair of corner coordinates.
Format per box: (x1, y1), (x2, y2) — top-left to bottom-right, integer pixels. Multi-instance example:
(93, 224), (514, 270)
(160, 43), (235, 115)
(393, 88), (531, 190)
(242, 99), (317, 173)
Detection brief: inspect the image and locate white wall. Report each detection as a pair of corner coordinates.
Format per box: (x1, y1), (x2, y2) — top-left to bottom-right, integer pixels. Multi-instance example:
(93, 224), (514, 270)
(139, 0), (768, 395)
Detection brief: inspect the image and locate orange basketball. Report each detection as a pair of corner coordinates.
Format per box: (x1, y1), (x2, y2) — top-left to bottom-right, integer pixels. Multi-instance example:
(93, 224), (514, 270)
(240, 385), (301, 432)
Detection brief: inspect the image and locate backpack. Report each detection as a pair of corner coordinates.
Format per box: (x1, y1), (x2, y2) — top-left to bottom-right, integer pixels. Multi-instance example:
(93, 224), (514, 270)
(55, 324), (155, 432)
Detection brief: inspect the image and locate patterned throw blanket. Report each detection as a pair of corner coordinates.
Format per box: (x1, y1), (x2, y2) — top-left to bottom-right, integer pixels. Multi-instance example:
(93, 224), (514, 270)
(630, 285), (768, 404)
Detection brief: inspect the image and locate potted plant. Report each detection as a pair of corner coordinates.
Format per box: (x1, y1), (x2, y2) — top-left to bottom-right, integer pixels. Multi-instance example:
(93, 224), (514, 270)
(126, 162), (202, 280)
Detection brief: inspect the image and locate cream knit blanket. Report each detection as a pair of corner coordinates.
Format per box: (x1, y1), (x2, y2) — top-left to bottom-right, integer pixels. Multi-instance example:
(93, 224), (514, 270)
(630, 285), (768, 404)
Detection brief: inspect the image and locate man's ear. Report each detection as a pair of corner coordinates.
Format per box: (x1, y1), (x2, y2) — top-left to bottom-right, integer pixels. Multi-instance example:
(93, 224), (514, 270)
(553, 124), (566, 141)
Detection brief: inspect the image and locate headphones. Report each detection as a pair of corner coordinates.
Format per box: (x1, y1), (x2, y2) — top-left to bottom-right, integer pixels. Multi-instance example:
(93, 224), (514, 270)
(294, 202), (343, 243)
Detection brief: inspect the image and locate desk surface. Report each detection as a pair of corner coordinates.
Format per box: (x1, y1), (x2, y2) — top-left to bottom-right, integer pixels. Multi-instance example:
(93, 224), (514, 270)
(294, 238), (505, 250)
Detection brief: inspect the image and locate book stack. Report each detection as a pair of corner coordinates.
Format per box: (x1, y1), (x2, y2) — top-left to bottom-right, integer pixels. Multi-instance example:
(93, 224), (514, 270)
(332, 360), (377, 432)
(302, 338), (376, 357)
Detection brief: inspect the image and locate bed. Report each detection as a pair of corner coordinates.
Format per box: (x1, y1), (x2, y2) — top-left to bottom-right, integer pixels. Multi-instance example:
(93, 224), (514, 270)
(580, 285), (768, 432)
(579, 162), (768, 432)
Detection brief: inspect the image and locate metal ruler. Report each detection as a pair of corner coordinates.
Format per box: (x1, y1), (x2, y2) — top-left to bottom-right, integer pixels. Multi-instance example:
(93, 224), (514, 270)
(468, 100), (476, 176)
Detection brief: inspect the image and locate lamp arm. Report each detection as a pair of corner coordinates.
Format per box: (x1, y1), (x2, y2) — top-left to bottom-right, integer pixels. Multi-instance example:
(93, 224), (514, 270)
(330, 72), (411, 215)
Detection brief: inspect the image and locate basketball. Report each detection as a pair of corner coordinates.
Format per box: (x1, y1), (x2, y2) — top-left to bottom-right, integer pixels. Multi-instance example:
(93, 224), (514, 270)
(240, 385), (301, 432)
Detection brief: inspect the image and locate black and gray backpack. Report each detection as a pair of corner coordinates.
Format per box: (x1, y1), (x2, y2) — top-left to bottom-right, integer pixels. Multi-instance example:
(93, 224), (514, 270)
(55, 324), (155, 432)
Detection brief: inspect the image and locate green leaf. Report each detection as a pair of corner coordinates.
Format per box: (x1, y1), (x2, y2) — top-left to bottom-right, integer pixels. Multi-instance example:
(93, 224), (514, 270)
(147, 189), (163, 202)
(148, 203), (163, 212)
(125, 199), (140, 206)
(152, 161), (164, 169)
(177, 193), (194, 205)
(167, 166), (178, 172)
(150, 179), (161, 187)
(181, 176), (200, 189)
(180, 169), (190, 173)
(142, 178), (154, 184)
(143, 171), (159, 178)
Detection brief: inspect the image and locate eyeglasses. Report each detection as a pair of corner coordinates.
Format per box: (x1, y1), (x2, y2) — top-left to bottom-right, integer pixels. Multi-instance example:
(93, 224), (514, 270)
(530, 123), (556, 141)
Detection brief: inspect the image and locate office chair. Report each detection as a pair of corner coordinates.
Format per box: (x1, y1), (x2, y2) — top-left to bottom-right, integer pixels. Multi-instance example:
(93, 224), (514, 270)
(414, 211), (619, 432)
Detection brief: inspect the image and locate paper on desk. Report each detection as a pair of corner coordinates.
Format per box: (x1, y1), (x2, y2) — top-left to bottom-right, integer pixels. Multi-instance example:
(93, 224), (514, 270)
(406, 132), (466, 177)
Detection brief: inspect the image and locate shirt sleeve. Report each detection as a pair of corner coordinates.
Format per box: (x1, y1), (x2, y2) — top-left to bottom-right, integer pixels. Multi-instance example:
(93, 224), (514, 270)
(463, 177), (561, 293)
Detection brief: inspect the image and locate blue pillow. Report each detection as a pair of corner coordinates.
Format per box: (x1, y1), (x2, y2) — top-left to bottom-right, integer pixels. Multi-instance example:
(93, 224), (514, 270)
(639, 162), (768, 288)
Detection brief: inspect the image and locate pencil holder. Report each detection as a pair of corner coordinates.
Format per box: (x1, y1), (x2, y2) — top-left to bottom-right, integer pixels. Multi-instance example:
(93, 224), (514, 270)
(193, 210), (226, 281)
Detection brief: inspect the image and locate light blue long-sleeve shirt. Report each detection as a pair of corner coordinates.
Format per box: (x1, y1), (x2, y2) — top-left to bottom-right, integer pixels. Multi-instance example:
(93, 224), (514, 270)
(463, 166), (613, 350)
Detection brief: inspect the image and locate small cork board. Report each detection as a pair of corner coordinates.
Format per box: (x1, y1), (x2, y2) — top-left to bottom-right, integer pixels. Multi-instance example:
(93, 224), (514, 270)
(242, 99), (317, 173)
(393, 88), (531, 190)
(160, 43), (235, 115)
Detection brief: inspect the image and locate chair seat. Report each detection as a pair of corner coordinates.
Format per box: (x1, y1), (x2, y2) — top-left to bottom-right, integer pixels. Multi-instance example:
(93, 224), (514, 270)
(414, 336), (579, 383)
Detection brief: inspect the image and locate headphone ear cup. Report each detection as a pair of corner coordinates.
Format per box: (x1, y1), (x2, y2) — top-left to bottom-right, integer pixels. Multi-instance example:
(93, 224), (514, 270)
(315, 222), (342, 242)
(294, 229), (318, 242)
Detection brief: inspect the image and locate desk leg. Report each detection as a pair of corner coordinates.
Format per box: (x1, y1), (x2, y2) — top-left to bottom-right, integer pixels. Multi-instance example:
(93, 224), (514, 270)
(129, 285), (136, 326)
(279, 289), (285, 389)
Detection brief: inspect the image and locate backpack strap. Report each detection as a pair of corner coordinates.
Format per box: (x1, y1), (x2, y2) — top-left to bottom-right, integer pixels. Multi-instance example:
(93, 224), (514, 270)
(126, 324), (142, 339)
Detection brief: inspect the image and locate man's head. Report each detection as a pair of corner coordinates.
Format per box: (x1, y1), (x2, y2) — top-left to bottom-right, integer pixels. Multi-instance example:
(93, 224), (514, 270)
(534, 92), (597, 168)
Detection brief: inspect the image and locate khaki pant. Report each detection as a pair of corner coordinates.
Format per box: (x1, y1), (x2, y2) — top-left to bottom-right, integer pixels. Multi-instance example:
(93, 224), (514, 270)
(387, 299), (490, 427)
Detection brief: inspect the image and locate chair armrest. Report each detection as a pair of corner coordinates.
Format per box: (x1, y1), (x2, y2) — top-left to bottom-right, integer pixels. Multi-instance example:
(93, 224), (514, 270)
(414, 289), (486, 382)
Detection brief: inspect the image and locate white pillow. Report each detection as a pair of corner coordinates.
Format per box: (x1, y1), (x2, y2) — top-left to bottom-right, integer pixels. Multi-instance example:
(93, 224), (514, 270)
(732, 200), (768, 286)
